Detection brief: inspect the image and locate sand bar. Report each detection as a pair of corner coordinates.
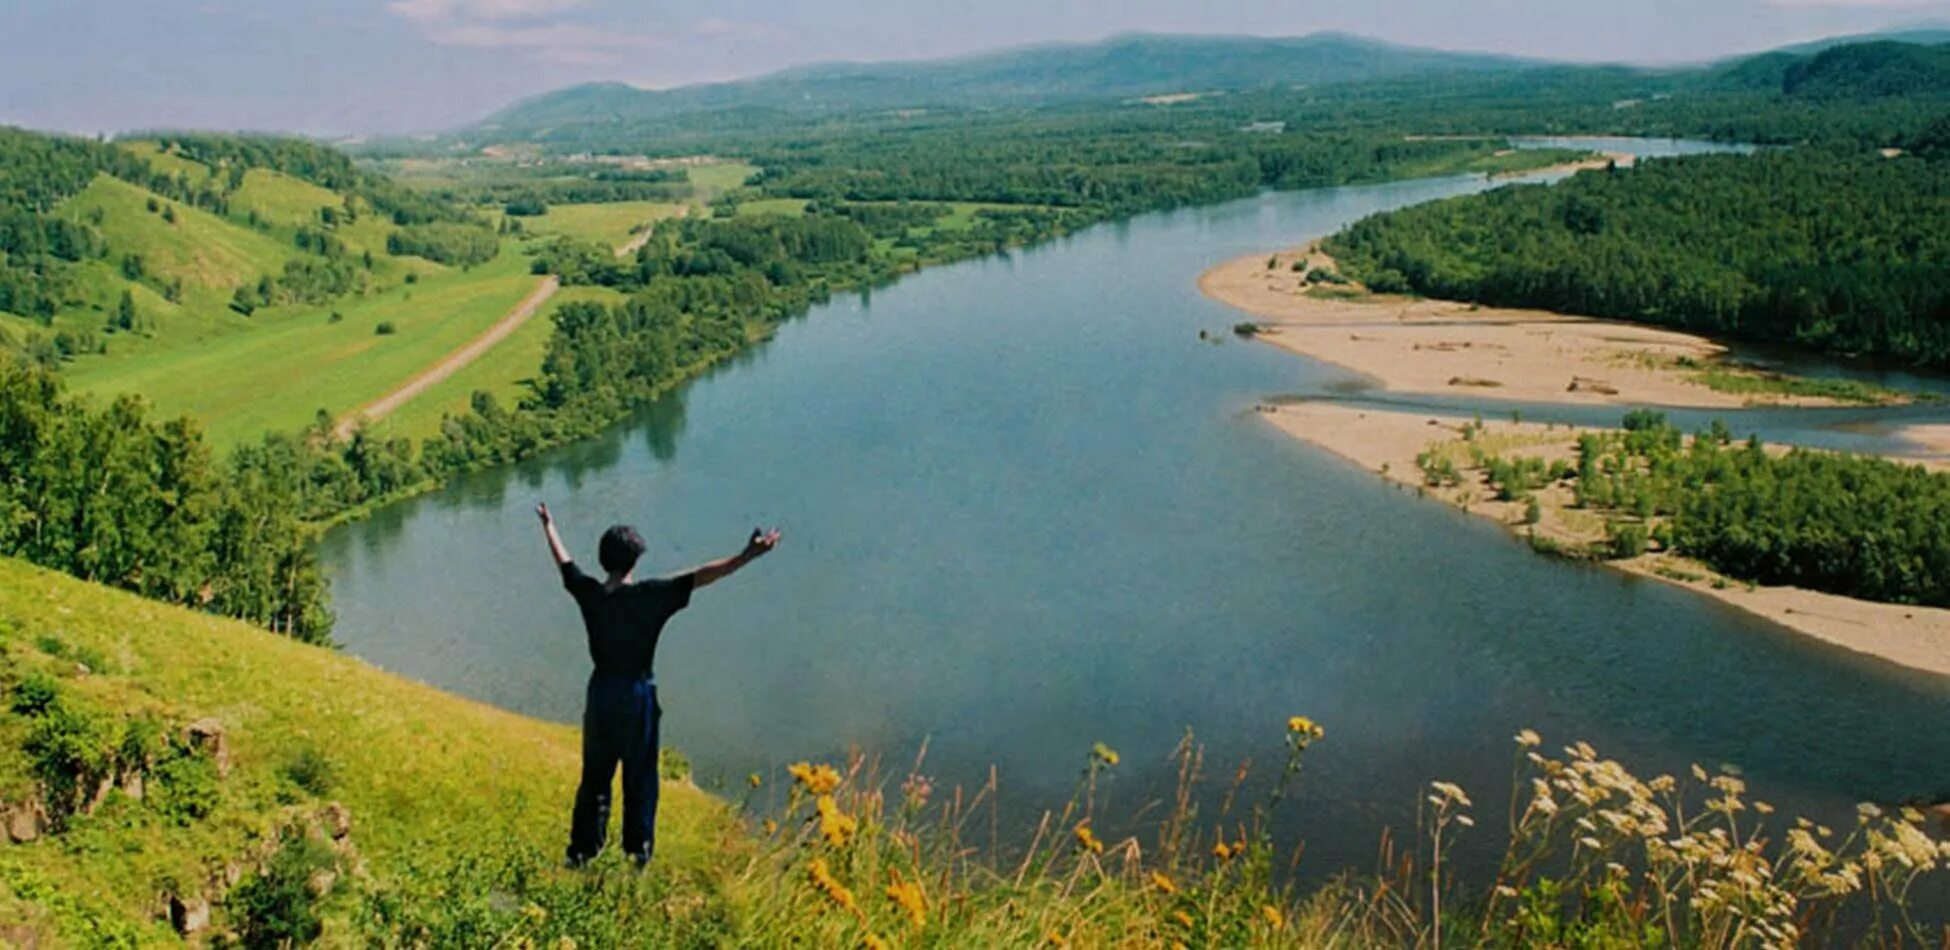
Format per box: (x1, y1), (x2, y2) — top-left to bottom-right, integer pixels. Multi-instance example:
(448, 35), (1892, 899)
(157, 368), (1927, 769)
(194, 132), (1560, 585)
(1258, 400), (1950, 678)
(1201, 246), (1891, 411)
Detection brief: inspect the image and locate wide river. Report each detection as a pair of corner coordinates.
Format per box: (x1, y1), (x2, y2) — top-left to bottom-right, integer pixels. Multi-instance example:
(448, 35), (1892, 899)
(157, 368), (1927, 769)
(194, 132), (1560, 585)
(322, 140), (1950, 877)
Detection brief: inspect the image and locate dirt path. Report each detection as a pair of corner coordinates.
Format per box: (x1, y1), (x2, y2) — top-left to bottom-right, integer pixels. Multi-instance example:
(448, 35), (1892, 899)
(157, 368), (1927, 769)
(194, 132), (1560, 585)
(334, 275), (560, 439)
(615, 203), (690, 258)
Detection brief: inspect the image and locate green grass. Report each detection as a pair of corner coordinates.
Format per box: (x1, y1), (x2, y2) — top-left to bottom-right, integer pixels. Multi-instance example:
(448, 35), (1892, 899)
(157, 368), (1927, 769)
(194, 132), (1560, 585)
(0, 556), (728, 945)
(56, 174), (294, 312)
(1692, 365), (1912, 405)
(63, 247), (539, 448)
(227, 169), (399, 258)
(119, 140), (214, 187)
(367, 284), (628, 443)
(734, 198), (808, 218)
(685, 161), (758, 197)
(521, 201), (684, 251)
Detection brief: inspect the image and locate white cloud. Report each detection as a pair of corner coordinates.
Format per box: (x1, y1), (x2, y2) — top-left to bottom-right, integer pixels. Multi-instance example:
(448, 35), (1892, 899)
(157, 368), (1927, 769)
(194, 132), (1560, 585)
(386, 0), (588, 22)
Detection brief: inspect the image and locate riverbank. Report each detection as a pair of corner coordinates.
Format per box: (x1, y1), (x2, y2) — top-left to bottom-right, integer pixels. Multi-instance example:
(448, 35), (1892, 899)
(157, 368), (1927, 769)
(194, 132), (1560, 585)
(1490, 149), (1636, 178)
(1257, 400), (1950, 677)
(1201, 246), (1909, 410)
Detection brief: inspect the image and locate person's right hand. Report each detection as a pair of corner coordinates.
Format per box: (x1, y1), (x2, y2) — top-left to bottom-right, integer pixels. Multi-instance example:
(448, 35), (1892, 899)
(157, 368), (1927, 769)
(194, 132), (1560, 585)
(536, 502), (552, 525)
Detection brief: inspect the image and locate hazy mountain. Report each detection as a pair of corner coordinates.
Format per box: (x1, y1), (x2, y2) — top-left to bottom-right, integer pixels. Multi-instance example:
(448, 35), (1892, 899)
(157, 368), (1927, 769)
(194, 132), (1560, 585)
(469, 32), (1541, 138)
(1707, 39), (1950, 97)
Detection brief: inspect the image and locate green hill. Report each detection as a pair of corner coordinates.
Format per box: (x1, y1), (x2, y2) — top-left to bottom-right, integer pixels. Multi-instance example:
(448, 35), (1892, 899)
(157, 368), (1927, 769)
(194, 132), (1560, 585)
(468, 32), (1540, 142)
(1706, 39), (1950, 98)
(0, 555), (730, 945)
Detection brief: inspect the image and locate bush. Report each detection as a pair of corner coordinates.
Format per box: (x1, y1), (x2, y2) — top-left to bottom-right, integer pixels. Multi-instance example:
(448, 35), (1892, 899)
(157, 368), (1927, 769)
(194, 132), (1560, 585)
(150, 751), (222, 826)
(1608, 520), (1649, 559)
(12, 671), (61, 716)
(226, 831), (335, 949)
(374, 321), (396, 336)
(282, 747), (335, 798)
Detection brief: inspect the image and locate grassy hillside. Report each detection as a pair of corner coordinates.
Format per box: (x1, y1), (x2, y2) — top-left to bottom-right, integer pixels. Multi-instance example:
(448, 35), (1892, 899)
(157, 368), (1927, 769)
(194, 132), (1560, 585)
(57, 173), (294, 312)
(2, 556), (1942, 946)
(0, 556), (729, 945)
(64, 246), (540, 448)
(520, 201), (685, 251)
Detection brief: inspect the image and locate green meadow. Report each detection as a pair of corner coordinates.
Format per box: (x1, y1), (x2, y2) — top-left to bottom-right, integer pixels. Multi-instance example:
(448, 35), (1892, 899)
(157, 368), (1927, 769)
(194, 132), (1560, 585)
(63, 247), (538, 448)
(520, 200), (686, 251)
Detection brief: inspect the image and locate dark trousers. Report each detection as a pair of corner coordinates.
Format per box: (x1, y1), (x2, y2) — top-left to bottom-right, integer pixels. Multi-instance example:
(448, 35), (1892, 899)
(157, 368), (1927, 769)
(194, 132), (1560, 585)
(567, 673), (660, 866)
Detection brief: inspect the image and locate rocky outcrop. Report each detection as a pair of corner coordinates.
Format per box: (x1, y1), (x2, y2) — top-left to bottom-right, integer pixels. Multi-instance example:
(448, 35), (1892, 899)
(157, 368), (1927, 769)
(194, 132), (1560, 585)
(3, 797), (49, 843)
(183, 719), (230, 778)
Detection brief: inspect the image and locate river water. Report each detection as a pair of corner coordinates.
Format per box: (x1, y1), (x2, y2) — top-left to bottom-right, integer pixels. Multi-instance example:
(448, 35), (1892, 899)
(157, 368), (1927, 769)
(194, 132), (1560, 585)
(320, 140), (1950, 878)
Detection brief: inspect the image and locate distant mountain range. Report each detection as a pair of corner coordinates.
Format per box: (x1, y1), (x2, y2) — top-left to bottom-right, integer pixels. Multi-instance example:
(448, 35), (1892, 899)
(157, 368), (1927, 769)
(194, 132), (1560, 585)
(464, 28), (1950, 143)
(469, 32), (1542, 137)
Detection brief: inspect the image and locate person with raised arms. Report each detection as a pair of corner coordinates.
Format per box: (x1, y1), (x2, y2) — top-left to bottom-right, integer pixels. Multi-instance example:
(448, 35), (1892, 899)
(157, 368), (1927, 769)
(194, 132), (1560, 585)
(536, 502), (781, 867)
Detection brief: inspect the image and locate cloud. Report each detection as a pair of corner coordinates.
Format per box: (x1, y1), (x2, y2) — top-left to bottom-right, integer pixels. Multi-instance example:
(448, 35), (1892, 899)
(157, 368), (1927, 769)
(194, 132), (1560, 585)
(386, 0), (587, 22)
(386, 0), (657, 65)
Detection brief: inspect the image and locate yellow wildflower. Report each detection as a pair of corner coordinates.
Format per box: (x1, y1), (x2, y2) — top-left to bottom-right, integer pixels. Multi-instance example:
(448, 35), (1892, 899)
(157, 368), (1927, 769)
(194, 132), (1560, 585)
(808, 858), (860, 917)
(1046, 932), (1069, 947)
(1074, 821), (1104, 855)
(1091, 742), (1120, 766)
(748, 772), (763, 788)
(763, 819), (779, 835)
(1212, 841), (1233, 861)
(817, 794), (859, 848)
(521, 903), (548, 923)
(1172, 910), (1194, 928)
(863, 936), (890, 950)
(885, 869), (927, 929)
(1261, 905), (1285, 930)
(1149, 870), (1176, 894)
(1287, 715), (1323, 738)
(789, 762), (842, 795)
(556, 939), (577, 950)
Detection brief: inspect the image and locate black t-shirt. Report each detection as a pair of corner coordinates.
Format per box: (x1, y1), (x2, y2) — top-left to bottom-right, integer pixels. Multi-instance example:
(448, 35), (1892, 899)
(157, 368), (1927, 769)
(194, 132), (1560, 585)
(560, 562), (695, 679)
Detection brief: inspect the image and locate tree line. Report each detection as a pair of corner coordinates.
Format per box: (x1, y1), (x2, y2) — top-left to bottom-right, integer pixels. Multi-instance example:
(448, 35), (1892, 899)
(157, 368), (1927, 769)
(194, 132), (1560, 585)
(1326, 148), (1950, 364)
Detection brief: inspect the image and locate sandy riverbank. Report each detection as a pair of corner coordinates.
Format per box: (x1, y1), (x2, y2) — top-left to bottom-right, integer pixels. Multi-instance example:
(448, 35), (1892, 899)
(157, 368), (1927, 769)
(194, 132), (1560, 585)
(1258, 400), (1950, 678)
(1200, 246), (1888, 410)
(1491, 150), (1636, 179)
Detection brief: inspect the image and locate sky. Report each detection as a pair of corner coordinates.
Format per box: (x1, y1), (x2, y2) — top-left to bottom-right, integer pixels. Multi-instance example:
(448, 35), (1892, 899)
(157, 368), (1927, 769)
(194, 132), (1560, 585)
(1, 0), (1945, 137)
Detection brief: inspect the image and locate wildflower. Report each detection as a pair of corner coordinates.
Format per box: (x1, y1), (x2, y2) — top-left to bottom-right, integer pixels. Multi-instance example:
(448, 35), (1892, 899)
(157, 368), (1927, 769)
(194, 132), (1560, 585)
(557, 939), (576, 950)
(863, 937), (889, 950)
(1172, 910), (1194, 928)
(1045, 931), (1069, 947)
(808, 858), (860, 917)
(1091, 742), (1120, 767)
(747, 772), (763, 789)
(1493, 885), (1518, 899)
(817, 795), (859, 847)
(1286, 715), (1324, 739)
(1513, 728), (1541, 748)
(1074, 821), (1104, 855)
(901, 773), (934, 810)
(763, 819), (779, 835)
(885, 869), (927, 929)
(1149, 870), (1176, 894)
(1429, 781), (1472, 809)
(789, 762), (842, 795)
(521, 904), (548, 924)
(1212, 841), (1234, 861)
(1260, 905), (1285, 930)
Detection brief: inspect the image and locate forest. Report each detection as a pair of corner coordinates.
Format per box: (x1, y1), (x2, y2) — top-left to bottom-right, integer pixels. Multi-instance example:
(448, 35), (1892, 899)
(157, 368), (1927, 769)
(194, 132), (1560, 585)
(1572, 412), (1950, 606)
(1327, 148), (1950, 364)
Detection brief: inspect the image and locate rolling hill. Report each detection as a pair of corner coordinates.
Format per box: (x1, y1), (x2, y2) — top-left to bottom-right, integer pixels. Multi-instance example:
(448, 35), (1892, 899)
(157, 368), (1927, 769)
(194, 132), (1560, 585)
(469, 32), (1543, 140)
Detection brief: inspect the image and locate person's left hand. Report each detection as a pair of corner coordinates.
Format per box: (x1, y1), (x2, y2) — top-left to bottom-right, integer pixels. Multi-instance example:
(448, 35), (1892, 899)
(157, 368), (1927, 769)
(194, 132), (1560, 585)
(745, 527), (782, 557)
(536, 502), (553, 525)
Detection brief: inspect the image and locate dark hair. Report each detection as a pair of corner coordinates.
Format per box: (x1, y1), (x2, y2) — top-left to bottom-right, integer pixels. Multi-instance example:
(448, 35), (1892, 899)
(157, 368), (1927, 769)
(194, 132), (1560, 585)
(598, 525), (646, 574)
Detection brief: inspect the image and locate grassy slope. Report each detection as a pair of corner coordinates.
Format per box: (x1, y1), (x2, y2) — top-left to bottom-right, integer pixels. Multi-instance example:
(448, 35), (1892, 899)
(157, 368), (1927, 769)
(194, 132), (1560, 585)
(55, 174), (292, 317)
(0, 556), (728, 944)
(64, 248), (538, 448)
(521, 202), (685, 251)
(684, 162), (758, 198)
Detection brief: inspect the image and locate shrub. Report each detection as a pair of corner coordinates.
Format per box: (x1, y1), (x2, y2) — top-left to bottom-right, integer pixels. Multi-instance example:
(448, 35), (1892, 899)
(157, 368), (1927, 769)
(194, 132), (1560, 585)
(226, 831), (335, 949)
(283, 747), (335, 798)
(1608, 520), (1649, 559)
(374, 321), (396, 336)
(150, 751), (222, 826)
(12, 671), (61, 716)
